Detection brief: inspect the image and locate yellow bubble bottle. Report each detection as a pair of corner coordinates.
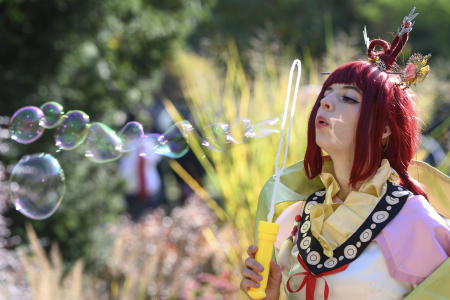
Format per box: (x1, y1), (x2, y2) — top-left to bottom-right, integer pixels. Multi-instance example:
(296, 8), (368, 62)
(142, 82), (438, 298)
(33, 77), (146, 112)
(248, 221), (280, 299)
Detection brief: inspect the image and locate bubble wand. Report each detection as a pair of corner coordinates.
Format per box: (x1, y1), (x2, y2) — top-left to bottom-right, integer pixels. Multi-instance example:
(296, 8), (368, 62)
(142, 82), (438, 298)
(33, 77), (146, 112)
(248, 59), (302, 299)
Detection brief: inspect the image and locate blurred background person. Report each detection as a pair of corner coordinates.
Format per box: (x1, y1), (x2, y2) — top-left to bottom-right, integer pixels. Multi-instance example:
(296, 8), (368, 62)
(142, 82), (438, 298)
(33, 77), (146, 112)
(119, 134), (164, 221)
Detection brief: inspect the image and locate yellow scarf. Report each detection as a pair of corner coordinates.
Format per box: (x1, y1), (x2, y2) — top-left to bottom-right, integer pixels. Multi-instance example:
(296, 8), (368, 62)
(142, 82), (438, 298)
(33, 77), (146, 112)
(310, 159), (399, 257)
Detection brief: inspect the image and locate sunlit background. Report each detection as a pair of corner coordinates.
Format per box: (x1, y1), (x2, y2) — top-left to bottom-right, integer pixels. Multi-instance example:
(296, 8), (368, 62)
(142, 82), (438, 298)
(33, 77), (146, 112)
(0, 0), (449, 299)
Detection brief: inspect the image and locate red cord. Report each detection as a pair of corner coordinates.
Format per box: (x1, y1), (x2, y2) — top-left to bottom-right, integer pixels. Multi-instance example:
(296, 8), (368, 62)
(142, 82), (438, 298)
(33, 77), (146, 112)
(286, 253), (348, 300)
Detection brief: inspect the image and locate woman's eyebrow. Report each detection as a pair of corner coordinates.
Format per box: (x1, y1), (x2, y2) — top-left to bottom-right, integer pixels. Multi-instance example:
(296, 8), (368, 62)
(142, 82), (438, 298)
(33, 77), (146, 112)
(342, 86), (362, 95)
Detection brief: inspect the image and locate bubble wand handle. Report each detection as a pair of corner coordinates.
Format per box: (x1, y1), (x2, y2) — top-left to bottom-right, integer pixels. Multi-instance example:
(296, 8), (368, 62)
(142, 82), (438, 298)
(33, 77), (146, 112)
(248, 221), (280, 299)
(248, 60), (301, 299)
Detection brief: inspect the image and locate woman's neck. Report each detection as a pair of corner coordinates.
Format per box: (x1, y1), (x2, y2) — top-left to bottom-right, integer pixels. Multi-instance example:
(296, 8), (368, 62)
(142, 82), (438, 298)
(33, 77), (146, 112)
(329, 153), (360, 200)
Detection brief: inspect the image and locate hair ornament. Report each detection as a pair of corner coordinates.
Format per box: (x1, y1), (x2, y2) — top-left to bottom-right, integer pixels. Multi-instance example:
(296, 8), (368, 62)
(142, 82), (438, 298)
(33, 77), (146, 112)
(397, 7), (419, 36)
(365, 7), (417, 71)
(321, 7), (431, 89)
(398, 53), (431, 89)
(363, 7), (431, 89)
(363, 26), (370, 49)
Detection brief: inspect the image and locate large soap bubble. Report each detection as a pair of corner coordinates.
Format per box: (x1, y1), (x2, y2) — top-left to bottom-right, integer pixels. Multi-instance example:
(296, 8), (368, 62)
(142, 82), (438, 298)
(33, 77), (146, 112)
(9, 153), (65, 220)
(10, 106), (45, 144)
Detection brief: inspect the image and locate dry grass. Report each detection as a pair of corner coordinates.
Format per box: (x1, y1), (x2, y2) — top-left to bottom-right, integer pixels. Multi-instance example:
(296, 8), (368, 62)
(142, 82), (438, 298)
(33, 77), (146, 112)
(17, 224), (84, 300)
(17, 197), (239, 300)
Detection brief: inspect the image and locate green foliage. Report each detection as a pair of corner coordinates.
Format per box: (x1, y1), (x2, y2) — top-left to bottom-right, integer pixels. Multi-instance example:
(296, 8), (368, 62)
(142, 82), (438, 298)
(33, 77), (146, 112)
(0, 0), (216, 120)
(189, 0), (450, 63)
(189, 0), (355, 62)
(0, 0), (215, 270)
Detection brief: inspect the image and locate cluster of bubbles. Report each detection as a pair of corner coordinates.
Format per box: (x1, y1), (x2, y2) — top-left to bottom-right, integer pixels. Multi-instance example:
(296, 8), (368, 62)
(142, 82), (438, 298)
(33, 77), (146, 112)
(8, 102), (280, 220)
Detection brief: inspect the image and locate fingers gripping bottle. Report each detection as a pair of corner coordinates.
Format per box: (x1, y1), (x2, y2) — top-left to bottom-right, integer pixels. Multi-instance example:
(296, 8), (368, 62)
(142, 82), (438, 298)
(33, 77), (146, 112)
(248, 221), (280, 299)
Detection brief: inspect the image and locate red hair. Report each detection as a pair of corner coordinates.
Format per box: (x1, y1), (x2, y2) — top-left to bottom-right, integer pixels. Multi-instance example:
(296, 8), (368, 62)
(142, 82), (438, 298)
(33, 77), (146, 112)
(304, 61), (427, 198)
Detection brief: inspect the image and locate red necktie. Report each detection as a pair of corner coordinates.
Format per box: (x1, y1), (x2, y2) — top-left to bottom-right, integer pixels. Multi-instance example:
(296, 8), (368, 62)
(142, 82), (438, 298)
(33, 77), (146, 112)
(137, 148), (147, 200)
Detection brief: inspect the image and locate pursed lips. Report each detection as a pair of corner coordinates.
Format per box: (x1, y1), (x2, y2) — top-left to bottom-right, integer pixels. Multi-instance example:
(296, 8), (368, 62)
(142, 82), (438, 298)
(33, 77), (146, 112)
(316, 115), (329, 128)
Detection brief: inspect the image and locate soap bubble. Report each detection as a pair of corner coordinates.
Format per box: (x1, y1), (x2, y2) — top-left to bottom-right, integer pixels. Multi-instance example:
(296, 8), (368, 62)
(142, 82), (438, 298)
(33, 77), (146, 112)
(136, 133), (161, 158)
(10, 106), (45, 144)
(9, 153), (65, 220)
(227, 118), (255, 144)
(154, 121), (194, 159)
(118, 121), (144, 152)
(200, 117), (280, 151)
(201, 122), (230, 152)
(55, 110), (90, 150)
(253, 117), (280, 138)
(40, 101), (64, 128)
(85, 122), (123, 163)
(9, 103), (283, 166)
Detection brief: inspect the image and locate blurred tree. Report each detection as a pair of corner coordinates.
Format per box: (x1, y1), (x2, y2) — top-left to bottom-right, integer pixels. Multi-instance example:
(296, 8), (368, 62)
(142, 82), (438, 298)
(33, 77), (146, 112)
(0, 0), (216, 119)
(189, 0), (450, 63)
(0, 0), (215, 270)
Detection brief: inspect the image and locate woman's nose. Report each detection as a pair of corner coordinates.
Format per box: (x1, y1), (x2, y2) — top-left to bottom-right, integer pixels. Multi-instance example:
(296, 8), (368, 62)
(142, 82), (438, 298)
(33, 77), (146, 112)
(320, 97), (333, 111)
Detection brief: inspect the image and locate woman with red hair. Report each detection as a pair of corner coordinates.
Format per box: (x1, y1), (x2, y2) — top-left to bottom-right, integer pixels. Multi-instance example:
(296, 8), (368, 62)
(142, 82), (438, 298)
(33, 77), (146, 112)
(240, 8), (449, 299)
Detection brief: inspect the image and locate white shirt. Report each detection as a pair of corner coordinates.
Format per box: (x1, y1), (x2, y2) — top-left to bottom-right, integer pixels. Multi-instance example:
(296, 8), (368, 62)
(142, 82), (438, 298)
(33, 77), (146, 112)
(118, 138), (161, 196)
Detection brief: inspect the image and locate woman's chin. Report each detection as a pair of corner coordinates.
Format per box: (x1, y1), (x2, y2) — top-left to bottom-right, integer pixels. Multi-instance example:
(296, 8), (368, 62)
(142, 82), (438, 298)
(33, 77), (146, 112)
(315, 139), (345, 156)
(315, 135), (330, 151)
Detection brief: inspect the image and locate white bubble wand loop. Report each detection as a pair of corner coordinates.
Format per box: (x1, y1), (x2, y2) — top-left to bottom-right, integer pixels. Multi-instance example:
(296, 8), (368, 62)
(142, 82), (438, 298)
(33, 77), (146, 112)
(267, 59), (302, 222)
(248, 59), (302, 299)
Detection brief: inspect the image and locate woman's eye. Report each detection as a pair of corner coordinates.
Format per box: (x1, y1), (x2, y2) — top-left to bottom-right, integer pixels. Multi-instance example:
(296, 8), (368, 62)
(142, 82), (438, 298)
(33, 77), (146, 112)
(342, 96), (359, 104)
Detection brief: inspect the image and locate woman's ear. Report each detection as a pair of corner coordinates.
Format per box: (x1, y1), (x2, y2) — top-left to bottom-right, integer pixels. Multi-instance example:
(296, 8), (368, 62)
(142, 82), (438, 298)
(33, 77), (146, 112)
(382, 125), (392, 139)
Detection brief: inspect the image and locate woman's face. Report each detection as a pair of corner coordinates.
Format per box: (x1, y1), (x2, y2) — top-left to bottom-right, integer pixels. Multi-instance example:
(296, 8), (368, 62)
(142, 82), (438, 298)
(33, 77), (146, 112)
(315, 83), (363, 156)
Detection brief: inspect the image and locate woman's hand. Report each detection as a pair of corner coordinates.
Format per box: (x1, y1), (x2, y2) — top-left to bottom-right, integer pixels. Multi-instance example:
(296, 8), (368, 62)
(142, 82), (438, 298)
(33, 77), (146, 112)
(240, 245), (282, 300)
